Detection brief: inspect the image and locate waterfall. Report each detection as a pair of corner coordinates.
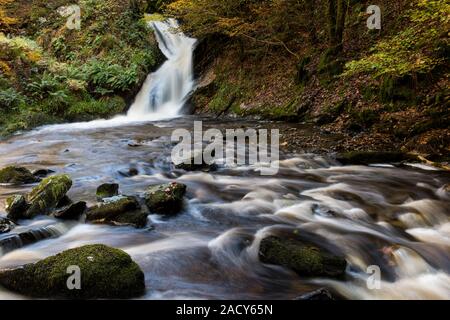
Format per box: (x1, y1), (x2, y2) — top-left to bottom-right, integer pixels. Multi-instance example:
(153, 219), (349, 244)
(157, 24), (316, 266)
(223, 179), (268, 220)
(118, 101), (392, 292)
(35, 19), (196, 132)
(127, 19), (197, 119)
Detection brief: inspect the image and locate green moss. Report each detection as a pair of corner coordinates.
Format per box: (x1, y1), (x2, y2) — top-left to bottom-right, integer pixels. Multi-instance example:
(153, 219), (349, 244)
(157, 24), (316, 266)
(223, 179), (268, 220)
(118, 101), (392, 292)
(145, 182), (187, 215)
(0, 166), (38, 184)
(26, 174), (72, 218)
(0, 244), (145, 299)
(67, 96), (126, 121)
(344, 1), (449, 79)
(96, 183), (120, 199)
(259, 235), (346, 278)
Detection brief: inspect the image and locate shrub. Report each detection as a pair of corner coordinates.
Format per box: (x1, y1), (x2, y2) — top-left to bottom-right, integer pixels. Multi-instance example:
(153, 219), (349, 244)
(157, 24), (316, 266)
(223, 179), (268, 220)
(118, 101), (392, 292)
(0, 88), (26, 109)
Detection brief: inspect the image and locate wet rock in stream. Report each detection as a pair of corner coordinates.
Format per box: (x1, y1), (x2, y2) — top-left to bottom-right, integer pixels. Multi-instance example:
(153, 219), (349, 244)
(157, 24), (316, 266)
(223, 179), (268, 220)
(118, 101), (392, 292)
(0, 244), (145, 299)
(145, 182), (187, 215)
(0, 217), (15, 233)
(51, 201), (87, 220)
(0, 224), (64, 254)
(96, 183), (120, 200)
(259, 234), (347, 278)
(5, 195), (29, 220)
(25, 174), (73, 219)
(5, 174), (73, 220)
(0, 166), (39, 184)
(32, 169), (55, 178)
(86, 196), (147, 228)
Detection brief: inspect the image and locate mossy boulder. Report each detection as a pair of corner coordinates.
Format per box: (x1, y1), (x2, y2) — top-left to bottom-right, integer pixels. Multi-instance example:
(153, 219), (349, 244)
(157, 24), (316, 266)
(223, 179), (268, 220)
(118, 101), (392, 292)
(0, 166), (39, 184)
(86, 196), (147, 228)
(0, 217), (15, 234)
(25, 174), (73, 218)
(96, 183), (120, 200)
(0, 244), (145, 299)
(336, 151), (417, 165)
(145, 182), (187, 215)
(259, 235), (347, 278)
(5, 195), (29, 221)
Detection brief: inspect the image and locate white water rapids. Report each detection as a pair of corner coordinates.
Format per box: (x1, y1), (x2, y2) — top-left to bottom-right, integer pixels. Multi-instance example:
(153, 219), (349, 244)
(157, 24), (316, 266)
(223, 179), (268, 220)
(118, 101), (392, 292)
(0, 20), (449, 300)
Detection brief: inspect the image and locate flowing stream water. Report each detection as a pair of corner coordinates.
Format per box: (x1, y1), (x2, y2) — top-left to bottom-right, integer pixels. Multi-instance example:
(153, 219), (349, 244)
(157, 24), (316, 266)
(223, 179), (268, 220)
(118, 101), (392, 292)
(0, 20), (449, 300)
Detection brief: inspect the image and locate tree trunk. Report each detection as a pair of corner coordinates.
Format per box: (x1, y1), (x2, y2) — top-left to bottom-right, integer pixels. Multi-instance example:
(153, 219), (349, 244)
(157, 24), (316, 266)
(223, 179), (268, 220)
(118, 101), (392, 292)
(327, 0), (337, 46)
(335, 0), (347, 45)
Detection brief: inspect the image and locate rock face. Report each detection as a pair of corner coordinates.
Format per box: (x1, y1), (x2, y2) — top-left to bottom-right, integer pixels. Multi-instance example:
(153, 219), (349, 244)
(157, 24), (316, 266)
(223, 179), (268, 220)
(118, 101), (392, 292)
(145, 182), (187, 215)
(0, 166), (39, 184)
(5, 195), (29, 220)
(0, 217), (15, 233)
(25, 174), (73, 218)
(96, 183), (119, 200)
(0, 244), (145, 299)
(86, 196), (147, 228)
(52, 201), (87, 220)
(259, 235), (347, 278)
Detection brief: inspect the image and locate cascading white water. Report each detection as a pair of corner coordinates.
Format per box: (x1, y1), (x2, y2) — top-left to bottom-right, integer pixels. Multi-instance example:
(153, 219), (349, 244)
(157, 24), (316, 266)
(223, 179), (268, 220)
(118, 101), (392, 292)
(36, 19), (196, 132)
(127, 19), (197, 119)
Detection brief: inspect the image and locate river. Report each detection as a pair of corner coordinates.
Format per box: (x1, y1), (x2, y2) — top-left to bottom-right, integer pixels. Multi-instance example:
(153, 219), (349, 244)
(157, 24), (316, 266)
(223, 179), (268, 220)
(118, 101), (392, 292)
(0, 19), (449, 300)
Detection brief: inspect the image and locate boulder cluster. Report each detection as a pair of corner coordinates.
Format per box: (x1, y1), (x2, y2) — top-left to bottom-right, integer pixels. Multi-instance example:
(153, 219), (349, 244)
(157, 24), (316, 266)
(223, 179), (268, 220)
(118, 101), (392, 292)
(0, 165), (348, 299)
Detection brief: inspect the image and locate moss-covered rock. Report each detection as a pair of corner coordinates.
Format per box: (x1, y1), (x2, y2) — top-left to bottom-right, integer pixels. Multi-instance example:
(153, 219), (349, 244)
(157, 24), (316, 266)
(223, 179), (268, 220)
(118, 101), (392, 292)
(25, 174), (73, 218)
(5, 195), (29, 220)
(86, 196), (147, 228)
(0, 217), (15, 234)
(145, 182), (187, 215)
(0, 244), (145, 299)
(96, 183), (120, 200)
(336, 151), (417, 165)
(259, 235), (347, 278)
(0, 166), (39, 184)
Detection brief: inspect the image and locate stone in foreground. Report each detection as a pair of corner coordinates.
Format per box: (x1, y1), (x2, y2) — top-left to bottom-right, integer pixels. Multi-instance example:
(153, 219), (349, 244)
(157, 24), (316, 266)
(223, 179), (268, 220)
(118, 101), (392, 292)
(86, 196), (147, 228)
(259, 235), (347, 278)
(145, 182), (187, 215)
(0, 166), (39, 184)
(25, 174), (73, 218)
(0, 244), (145, 299)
